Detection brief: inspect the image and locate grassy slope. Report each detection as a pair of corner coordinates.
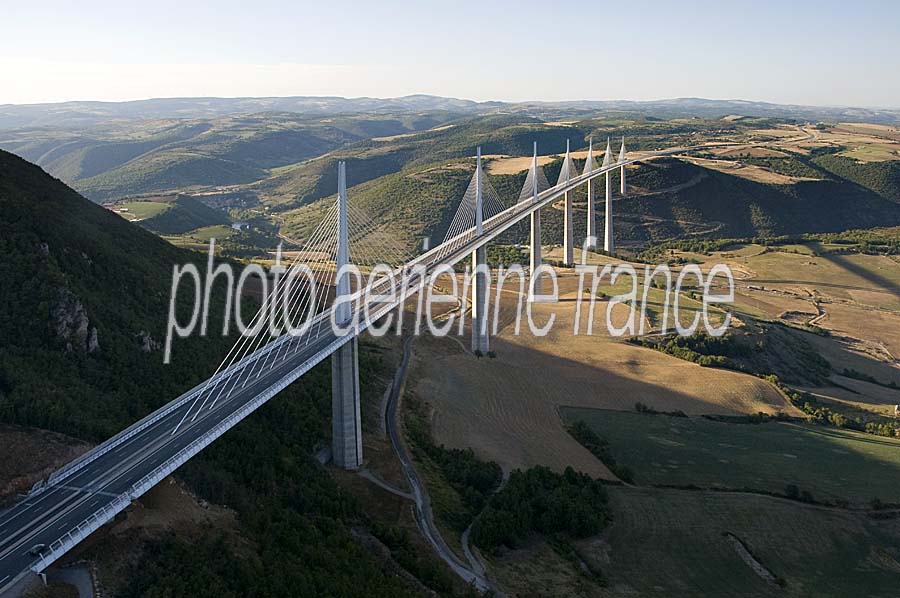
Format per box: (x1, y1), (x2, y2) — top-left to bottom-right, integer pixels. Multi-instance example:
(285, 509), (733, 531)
(560, 407), (900, 505)
(593, 486), (900, 598)
(138, 194), (231, 235)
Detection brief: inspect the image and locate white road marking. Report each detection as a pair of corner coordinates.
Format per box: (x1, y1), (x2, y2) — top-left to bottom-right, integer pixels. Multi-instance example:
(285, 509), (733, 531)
(0, 575), (10, 585)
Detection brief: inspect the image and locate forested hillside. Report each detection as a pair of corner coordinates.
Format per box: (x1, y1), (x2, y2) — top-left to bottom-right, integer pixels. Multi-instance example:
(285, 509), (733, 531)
(0, 151), (449, 596)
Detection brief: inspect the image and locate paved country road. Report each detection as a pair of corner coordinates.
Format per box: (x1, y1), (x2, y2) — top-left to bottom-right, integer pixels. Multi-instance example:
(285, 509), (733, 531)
(384, 334), (491, 592)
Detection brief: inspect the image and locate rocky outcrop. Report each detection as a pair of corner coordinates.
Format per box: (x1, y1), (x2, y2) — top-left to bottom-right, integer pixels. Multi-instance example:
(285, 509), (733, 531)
(136, 330), (160, 353)
(50, 288), (100, 353)
(87, 326), (100, 353)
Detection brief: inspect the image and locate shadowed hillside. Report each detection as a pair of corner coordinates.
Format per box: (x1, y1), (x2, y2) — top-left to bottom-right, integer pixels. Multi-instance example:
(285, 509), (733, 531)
(0, 150), (457, 596)
(0, 149), (236, 437)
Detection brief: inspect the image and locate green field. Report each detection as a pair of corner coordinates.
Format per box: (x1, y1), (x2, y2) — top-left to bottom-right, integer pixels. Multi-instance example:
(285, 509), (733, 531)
(183, 224), (235, 242)
(560, 407), (900, 504)
(586, 486), (900, 598)
(116, 200), (170, 221)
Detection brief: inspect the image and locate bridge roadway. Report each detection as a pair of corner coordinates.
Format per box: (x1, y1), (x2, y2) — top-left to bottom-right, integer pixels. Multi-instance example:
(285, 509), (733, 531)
(0, 324), (347, 592)
(0, 144), (695, 595)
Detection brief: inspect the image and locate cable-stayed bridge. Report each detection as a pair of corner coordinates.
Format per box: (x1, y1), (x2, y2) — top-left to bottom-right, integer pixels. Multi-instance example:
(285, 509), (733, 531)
(1, 136), (684, 595)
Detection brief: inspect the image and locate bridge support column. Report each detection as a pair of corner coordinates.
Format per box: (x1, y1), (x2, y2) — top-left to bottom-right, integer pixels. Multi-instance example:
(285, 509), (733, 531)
(562, 139), (574, 265)
(585, 138), (597, 249)
(471, 146), (490, 354)
(530, 209), (542, 299)
(471, 246), (490, 354)
(528, 142), (542, 299)
(604, 171), (613, 253)
(563, 189), (573, 264)
(332, 337), (362, 469)
(619, 136), (627, 196)
(331, 161), (362, 470)
(603, 138), (614, 254)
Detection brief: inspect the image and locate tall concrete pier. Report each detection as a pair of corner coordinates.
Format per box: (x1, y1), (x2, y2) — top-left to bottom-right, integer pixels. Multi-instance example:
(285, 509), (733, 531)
(619, 137), (627, 196)
(584, 137), (597, 249)
(471, 147), (490, 353)
(561, 139), (574, 265)
(529, 142), (543, 300)
(331, 161), (363, 470)
(603, 137), (614, 253)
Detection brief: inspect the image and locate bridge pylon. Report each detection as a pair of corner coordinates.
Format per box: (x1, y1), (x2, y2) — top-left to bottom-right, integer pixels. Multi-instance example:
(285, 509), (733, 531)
(332, 161), (363, 470)
(471, 147), (490, 354)
(529, 142), (543, 301)
(619, 136), (627, 196)
(584, 137), (597, 249)
(603, 137), (614, 254)
(560, 139), (574, 265)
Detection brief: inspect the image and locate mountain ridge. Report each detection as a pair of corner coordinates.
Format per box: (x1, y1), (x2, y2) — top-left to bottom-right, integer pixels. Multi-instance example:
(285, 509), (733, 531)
(3, 95), (899, 129)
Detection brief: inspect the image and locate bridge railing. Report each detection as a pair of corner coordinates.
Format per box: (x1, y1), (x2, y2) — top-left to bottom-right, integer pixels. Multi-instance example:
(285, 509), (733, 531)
(31, 318), (362, 574)
(35, 492), (132, 573)
(38, 323), (318, 493)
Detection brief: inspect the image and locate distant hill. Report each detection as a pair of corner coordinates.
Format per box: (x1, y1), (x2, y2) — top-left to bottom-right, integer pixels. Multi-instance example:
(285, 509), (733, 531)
(2, 95), (899, 129)
(616, 158), (900, 242)
(0, 112), (459, 201)
(283, 154), (900, 252)
(7, 102), (898, 207)
(248, 115), (805, 213)
(0, 95), (486, 129)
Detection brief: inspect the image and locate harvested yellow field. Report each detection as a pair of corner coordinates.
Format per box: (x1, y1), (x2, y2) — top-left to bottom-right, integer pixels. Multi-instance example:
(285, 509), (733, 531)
(834, 122), (900, 141)
(654, 244), (900, 412)
(689, 246), (900, 309)
(372, 124), (454, 142)
(714, 146), (790, 158)
(732, 288), (816, 321)
(683, 157), (817, 184)
(838, 143), (900, 162)
(799, 376), (900, 416)
(484, 154), (556, 175)
(818, 303), (900, 358)
(750, 127), (804, 139)
(804, 332), (900, 388)
(410, 268), (793, 479)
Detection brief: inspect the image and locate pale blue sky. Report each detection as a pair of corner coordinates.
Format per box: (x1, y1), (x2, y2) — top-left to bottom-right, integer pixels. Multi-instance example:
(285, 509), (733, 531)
(2, 0), (898, 107)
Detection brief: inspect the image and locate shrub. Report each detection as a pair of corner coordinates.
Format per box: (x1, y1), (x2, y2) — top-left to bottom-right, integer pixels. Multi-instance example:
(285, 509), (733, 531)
(471, 466), (609, 553)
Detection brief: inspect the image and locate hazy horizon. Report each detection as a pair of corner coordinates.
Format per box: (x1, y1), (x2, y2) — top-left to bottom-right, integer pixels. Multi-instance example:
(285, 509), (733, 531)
(2, 93), (899, 112)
